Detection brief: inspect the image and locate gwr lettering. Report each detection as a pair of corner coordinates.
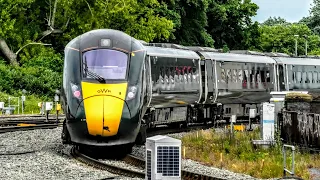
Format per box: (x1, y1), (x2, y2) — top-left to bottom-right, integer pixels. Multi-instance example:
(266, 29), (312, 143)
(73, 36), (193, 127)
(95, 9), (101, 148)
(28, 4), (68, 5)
(97, 89), (111, 93)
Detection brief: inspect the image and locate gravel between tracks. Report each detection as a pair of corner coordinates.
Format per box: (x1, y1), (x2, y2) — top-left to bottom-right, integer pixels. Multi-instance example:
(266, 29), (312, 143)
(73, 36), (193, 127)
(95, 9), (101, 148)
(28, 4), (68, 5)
(0, 127), (132, 180)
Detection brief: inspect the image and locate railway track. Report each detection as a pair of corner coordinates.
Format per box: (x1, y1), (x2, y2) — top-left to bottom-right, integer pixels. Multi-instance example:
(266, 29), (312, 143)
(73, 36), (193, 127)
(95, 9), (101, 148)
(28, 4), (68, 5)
(71, 146), (225, 180)
(0, 114), (65, 119)
(123, 154), (226, 180)
(70, 146), (145, 178)
(0, 123), (63, 133)
(0, 116), (65, 122)
(71, 123), (252, 179)
(0, 119), (64, 126)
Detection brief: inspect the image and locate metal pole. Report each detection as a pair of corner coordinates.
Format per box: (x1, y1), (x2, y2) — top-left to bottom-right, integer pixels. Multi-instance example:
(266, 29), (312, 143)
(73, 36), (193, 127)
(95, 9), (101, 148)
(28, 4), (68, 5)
(22, 101), (24, 114)
(295, 39), (297, 56)
(305, 40), (308, 56)
(249, 115), (252, 131)
(18, 98), (19, 114)
(56, 102), (58, 123)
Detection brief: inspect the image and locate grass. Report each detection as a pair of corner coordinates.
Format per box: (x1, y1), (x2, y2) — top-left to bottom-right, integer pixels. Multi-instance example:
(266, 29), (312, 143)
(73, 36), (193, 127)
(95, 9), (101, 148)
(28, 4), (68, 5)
(0, 91), (62, 115)
(178, 128), (320, 180)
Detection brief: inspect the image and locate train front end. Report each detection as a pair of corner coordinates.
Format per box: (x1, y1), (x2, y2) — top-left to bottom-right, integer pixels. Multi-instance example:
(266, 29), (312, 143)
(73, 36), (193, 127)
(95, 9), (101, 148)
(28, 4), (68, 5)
(61, 29), (145, 148)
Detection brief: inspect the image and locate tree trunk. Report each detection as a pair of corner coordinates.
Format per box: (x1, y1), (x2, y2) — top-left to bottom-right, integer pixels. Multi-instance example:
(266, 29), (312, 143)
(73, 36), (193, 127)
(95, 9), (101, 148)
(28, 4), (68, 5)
(0, 39), (18, 65)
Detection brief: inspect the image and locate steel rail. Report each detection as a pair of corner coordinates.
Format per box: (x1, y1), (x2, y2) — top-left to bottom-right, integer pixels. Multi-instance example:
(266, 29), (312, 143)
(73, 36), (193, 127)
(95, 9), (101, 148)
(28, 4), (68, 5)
(0, 123), (62, 133)
(123, 154), (226, 180)
(0, 119), (64, 126)
(70, 146), (145, 178)
(0, 114), (65, 119)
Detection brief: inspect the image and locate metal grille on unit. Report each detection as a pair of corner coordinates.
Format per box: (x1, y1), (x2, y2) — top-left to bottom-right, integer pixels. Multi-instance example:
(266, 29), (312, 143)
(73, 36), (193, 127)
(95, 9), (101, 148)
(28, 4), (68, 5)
(146, 150), (152, 180)
(145, 135), (181, 180)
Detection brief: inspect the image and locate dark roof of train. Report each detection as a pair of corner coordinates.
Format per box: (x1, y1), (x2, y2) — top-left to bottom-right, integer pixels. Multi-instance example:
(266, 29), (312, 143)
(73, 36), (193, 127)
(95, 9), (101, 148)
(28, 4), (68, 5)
(145, 46), (201, 59)
(273, 56), (320, 65)
(65, 29), (143, 52)
(198, 51), (276, 64)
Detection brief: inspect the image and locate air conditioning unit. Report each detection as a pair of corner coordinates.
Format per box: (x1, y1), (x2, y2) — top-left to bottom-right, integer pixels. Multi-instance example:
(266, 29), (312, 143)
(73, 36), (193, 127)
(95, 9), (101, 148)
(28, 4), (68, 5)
(145, 135), (181, 180)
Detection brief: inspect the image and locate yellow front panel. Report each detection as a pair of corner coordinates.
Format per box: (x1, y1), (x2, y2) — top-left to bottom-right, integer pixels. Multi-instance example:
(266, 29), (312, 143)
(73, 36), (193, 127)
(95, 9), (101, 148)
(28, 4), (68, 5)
(102, 96), (125, 136)
(82, 95), (104, 136)
(81, 82), (128, 137)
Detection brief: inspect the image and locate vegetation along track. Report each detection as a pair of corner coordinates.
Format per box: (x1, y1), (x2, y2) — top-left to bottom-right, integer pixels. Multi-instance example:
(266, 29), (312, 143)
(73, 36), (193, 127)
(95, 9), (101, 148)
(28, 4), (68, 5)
(70, 146), (145, 178)
(0, 123), (62, 133)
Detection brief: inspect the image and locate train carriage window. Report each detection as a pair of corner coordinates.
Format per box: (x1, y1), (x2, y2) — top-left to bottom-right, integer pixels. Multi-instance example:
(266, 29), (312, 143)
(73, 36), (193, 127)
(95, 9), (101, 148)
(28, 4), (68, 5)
(266, 71), (270, 82)
(250, 70), (254, 83)
(297, 72), (302, 83)
(226, 69), (231, 83)
(256, 69), (261, 83)
(244, 70), (249, 83)
(261, 70), (265, 83)
(307, 71), (312, 83)
(82, 49), (128, 80)
(221, 69), (226, 82)
(313, 71), (318, 83)
(232, 69), (237, 82)
(238, 70), (243, 82)
(293, 71), (296, 83)
(302, 72), (307, 83)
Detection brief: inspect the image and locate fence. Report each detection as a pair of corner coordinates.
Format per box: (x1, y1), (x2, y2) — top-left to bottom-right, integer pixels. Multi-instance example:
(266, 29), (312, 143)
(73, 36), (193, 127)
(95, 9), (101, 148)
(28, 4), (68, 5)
(278, 110), (320, 148)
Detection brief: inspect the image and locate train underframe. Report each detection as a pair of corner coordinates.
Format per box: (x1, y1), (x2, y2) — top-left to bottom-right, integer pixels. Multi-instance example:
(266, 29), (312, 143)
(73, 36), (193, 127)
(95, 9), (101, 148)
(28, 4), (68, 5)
(142, 103), (224, 129)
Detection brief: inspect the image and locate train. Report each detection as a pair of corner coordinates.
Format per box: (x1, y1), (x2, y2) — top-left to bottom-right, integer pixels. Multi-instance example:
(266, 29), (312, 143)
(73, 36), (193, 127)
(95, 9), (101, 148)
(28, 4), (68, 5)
(60, 28), (320, 153)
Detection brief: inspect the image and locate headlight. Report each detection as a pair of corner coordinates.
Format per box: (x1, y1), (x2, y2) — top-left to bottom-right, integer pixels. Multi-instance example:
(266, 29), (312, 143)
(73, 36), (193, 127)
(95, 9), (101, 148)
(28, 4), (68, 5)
(70, 83), (82, 99)
(126, 86), (138, 101)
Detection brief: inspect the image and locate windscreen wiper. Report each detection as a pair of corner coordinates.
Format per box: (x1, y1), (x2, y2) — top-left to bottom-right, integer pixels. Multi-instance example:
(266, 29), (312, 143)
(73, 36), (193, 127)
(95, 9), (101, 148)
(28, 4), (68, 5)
(87, 70), (106, 83)
(83, 57), (106, 83)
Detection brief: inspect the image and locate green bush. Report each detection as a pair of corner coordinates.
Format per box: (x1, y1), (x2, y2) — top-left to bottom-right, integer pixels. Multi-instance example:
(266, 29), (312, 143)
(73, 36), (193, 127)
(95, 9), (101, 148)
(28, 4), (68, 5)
(0, 64), (62, 98)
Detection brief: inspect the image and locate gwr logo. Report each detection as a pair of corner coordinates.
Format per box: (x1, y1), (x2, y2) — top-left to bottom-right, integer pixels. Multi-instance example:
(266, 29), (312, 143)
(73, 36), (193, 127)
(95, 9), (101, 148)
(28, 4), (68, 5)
(97, 89), (111, 93)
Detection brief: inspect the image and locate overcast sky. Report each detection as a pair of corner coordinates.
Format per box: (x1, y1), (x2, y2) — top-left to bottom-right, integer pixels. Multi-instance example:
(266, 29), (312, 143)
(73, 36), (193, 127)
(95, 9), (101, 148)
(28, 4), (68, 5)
(251, 0), (314, 23)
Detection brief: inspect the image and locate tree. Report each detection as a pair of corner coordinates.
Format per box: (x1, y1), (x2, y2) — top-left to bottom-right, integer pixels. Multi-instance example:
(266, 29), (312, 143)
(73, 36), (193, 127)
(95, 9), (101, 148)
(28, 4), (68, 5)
(262, 17), (290, 26)
(299, 0), (320, 35)
(155, 0), (214, 47)
(206, 0), (260, 50)
(258, 23), (320, 56)
(0, 0), (174, 65)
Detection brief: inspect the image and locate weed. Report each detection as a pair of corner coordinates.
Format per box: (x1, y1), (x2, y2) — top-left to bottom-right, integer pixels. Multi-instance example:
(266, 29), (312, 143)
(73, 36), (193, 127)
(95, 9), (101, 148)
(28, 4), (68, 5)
(178, 128), (320, 180)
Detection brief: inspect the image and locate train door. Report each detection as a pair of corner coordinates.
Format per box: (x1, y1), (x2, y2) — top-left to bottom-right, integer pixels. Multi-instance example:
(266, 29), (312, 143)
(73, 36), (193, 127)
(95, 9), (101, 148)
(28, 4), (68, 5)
(200, 60), (207, 103)
(145, 56), (152, 107)
(278, 64), (286, 91)
(205, 59), (215, 102)
(141, 58), (147, 108)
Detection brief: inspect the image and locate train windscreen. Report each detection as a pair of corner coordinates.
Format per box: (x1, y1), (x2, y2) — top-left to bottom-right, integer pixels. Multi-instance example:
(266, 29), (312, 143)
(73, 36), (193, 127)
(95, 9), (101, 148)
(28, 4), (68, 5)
(82, 49), (128, 80)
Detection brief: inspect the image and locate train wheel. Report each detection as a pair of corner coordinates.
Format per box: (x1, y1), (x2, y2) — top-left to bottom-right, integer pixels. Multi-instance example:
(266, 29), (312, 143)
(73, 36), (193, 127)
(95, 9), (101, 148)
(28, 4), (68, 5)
(61, 120), (71, 144)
